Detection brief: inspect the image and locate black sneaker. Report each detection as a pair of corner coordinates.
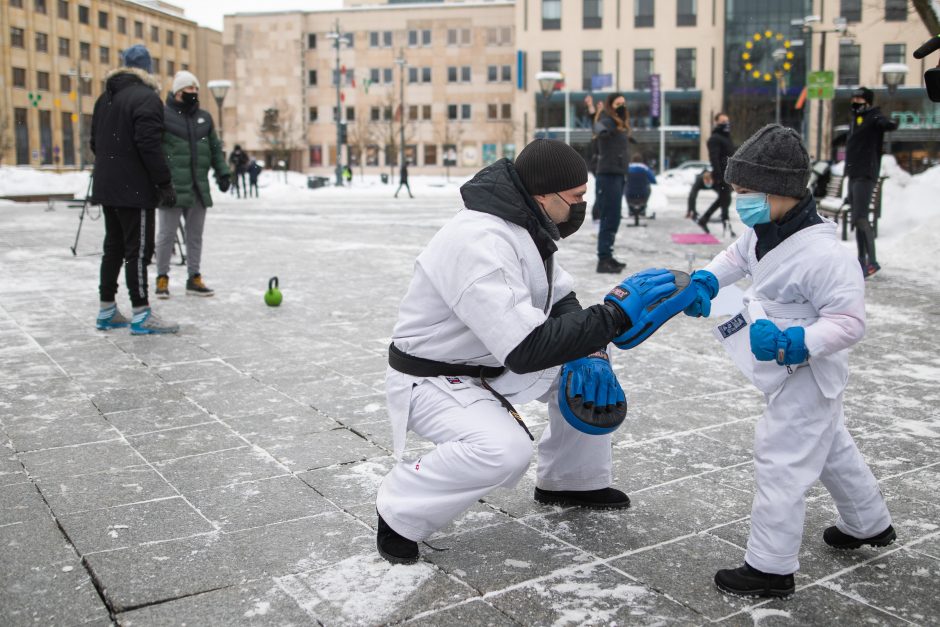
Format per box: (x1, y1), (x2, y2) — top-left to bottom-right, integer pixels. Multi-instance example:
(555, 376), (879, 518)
(823, 524), (896, 549)
(697, 217), (710, 234)
(534, 487), (630, 509)
(376, 511), (419, 565)
(714, 562), (795, 598)
(864, 262), (882, 279)
(596, 258), (627, 274)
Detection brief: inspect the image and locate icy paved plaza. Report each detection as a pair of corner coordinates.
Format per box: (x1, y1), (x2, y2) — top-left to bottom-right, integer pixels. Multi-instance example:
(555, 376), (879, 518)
(1, 183), (938, 626)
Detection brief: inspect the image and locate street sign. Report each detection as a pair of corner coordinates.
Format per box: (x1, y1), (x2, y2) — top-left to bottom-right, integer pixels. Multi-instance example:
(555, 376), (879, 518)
(807, 71), (834, 100)
(650, 74), (661, 118)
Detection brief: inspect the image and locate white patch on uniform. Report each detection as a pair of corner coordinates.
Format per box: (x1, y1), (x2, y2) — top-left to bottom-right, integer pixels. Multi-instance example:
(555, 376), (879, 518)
(197, 117), (206, 124)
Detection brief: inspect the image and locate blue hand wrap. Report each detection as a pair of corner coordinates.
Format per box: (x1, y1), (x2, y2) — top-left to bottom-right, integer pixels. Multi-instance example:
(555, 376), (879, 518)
(558, 351), (627, 435)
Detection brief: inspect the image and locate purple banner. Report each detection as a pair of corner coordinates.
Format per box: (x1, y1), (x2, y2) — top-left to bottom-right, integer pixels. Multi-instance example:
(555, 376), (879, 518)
(650, 74), (661, 118)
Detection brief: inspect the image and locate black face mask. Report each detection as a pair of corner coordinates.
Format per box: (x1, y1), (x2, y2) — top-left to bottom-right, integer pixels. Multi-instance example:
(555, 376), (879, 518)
(181, 92), (199, 106)
(850, 101), (867, 114)
(614, 105), (627, 120)
(717, 122), (731, 133)
(554, 193), (586, 238)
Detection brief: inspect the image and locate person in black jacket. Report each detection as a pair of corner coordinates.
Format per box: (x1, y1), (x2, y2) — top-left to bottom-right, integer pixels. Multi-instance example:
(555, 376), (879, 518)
(698, 113), (736, 236)
(845, 87), (898, 277)
(394, 162), (413, 198)
(228, 145), (249, 197)
(90, 44), (178, 335)
(593, 93), (631, 273)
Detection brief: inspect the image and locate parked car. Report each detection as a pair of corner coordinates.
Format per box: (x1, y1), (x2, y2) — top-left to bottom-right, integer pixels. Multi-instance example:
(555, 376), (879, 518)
(660, 160), (710, 185)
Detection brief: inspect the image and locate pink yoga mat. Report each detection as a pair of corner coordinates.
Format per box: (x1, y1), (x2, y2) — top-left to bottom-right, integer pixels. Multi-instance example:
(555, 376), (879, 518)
(671, 233), (721, 245)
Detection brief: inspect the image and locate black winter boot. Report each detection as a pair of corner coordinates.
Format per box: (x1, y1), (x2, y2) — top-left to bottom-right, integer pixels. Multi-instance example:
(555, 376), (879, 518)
(714, 562), (795, 598)
(823, 524), (896, 549)
(376, 511), (419, 565)
(596, 258), (627, 274)
(534, 487), (630, 509)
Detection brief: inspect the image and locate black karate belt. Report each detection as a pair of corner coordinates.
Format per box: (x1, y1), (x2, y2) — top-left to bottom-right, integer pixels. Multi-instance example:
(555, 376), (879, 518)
(388, 343), (534, 441)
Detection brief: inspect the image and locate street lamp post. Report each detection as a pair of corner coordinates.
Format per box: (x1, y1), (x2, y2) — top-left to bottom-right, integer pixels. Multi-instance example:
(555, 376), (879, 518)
(535, 71), (562, 139)
(773, 48), (787, 125)
(327, 22), (350, 187)
(395, 53), (407, 175)
(67, 63), (92, 170)
(880, 62), (908, 154)
(206, 80), (232, 146)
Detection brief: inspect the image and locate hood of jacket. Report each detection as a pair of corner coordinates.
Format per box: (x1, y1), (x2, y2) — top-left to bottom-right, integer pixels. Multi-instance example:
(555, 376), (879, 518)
(459, 158), (559, 260)
(105, 67), (161, 95)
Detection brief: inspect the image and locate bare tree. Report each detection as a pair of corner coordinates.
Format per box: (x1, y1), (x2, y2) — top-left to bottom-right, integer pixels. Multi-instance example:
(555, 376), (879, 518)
(346, 113), (372, 181)
(0, 110), (14, 166)
(370, 89), (416, 181)
(258, 102), (301, 176)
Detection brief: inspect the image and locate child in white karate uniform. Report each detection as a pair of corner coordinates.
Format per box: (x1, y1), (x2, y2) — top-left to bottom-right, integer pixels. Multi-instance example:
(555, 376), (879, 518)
(683, 124), (894, 598)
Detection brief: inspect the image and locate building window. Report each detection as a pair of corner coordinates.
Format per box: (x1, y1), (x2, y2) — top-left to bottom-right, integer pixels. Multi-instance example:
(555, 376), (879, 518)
(542, 50), (561, 72)
(383, 68), (393, 84)
(98, 11), (108, 28)
(447, 104), (458, 120)
(422, 104), (431, 119)
(60, 74), (71, 92)
(36, 32), (49, 53)
(181, 33), (189, 49)
(582, 50), (602, 90)
(677, 0), (696, 26)
(164, 30), (173, 46)
(486, 27), (511, 46)
(80, 41), (90, 60)
(11, 27), (25, 48)
(371, 107), (381, 121)
(487, 104), (499, 120)
(371, 31), (392, 47)
(583, 0), (602, 29)
(884, 0), (906, 21)
(58, 36), (70, 56)
(542, 0), (561, 29)
(81, 79), (91, 95)
(346, 106), (355, 121)
(13, 68), (27, 88)
(487, 66), (498, 82)
(408, 105), (418, 121)
(424, 144), (437, 165)
(57, 0), (67, 19)
(461, 66), (472, 82)
(883, 43), (906, 65)
(838, 43), (860, 86)
(134, 21), (143, 38)
(676, 48), (696, 88)
(447, 28), (470, 46)
(152, 58), (160, 74)
(35, 0), (47, 13)
(151, 26), (159, 42)
(308, 33), (316, 49)
(635, 0), (654, 27)
(37, 71), (50, 91)
(117, 16), (126, 34)
(78, 5), (89, 24)
(167, 60), (175, 75)
(461, 104), (471, 120)
(99, 46), (109, 64)
(308, 70), (317, 86)
(840, 0), (861, 22)
(502, 103), (512, 119)
(634, 48), (654, 90)
(10, 0), (23, 7)
(14, 108), (29, 165)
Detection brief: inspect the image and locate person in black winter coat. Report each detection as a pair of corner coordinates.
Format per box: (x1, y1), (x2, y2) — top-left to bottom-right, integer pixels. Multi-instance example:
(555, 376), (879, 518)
(845, 87), (898, 277)
(592, 93), (631, 273)
(228, 145), (249, 197)
(395, 162), (413, 198)
(698, 113), (736, 236)
(90, 44), (178, 335)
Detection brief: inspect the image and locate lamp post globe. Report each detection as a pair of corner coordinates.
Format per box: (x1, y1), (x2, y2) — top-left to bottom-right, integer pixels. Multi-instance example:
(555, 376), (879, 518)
(206, 80), (232, 144)
(534, 71), (563, 138)
(880, 62), (908, 95)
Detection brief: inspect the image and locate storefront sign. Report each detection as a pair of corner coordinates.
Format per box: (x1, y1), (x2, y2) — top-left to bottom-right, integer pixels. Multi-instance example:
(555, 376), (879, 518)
(890, 111), (940, 130)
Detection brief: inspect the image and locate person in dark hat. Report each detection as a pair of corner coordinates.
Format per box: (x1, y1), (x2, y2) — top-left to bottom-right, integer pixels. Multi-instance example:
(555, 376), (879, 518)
(375, 139), (679, 565)
(90, 43), (179, 334)
(845, 86), (898, 277)
(683, 124), (893, 599)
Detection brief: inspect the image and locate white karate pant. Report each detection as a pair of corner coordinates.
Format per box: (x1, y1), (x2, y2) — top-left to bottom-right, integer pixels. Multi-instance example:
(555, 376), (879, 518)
(377, 377), (613, 542)
(745, 365), (891, 574)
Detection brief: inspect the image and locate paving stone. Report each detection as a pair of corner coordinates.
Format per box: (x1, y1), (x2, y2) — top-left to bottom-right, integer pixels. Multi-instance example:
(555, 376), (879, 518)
(127, 421), (245, 463)
(155, 446), (286, 494)
(181, 377), (294, 419)
(101, 399), (207, 437)
(3, 413), (120, 453)
(223, 407), (338, 442)
(87, 382), (182, 414)
(276, 553), (475, 625)
(36, 465), (176, 514)
(0, 513), (78, 569)
(489, 561), (702, 625)
(404, 599), (519, 626)
(260, 427), (387, 471)
(716, 584), (910, 625)
(854, 425), (940, 479)
(186, 475), (331, 532)
(426, 521), (592, 594)
(0, 481), (48, 526)
(298, 457), (397, 509)
(58, 496), (215, 554)
(0, 557), (109, 627)
(19, 439), (142, 479)
(118, 579), (311, 626)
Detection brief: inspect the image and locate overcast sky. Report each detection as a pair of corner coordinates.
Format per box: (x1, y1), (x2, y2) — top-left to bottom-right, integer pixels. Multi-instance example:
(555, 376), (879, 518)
(164, 0), (343, 31)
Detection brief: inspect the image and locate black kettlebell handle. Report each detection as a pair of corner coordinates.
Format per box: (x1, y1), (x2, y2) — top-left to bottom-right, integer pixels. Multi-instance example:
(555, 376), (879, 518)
(268, 277), (278, 291)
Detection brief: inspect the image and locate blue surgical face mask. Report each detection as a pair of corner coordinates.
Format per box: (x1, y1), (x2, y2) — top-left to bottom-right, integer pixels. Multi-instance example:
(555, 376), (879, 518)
(735, 192), (771, 227)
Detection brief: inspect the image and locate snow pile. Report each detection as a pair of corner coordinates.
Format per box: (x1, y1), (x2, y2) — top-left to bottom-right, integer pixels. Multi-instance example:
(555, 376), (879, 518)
(878, 163), (940, 273)
(0, 166), (91, 197)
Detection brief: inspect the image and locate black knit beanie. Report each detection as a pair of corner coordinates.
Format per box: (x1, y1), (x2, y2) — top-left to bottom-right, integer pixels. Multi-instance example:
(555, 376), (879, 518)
(724, 124), (810, 199)
(514, 139), (588, 196)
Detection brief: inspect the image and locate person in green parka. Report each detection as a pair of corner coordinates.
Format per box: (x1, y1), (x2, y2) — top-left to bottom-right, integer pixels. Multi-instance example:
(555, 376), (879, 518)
(154, 70), (231, 298)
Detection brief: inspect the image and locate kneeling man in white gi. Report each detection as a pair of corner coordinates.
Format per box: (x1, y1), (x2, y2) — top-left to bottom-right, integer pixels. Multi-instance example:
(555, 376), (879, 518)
(377, 139), (680, 564)
(683, 124), (894, 598)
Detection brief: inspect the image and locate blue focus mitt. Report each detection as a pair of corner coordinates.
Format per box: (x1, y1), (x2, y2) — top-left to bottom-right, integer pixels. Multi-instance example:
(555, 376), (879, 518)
(558, 351), (627, 435)
(606, 269), (697, 349)
(749, 320), (809, 366)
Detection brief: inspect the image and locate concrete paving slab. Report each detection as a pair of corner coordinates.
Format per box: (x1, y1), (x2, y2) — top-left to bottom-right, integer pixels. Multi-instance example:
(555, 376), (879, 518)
(154, 446), (285, 494)
(35, 465), (176, 513)
(102, 399), (209, 436)
(19, 439), (142, 479)
(0, 557), (109, 627)
(126, 421), (246, 463)
(403, 599), (520, 626)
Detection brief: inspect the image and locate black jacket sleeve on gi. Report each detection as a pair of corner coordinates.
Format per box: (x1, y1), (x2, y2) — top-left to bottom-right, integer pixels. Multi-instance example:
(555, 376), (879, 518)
(504, 292), (630, 374)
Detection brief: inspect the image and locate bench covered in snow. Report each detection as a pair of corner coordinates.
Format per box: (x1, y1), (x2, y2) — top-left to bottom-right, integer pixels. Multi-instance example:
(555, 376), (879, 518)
(816, 175), (887, 241)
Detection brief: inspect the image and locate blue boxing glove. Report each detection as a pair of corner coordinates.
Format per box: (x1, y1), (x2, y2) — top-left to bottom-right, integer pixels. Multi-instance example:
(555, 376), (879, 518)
(749, 320), (809, 366)
(683, 270), (719, 318)
(558, 351), (627, 435)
